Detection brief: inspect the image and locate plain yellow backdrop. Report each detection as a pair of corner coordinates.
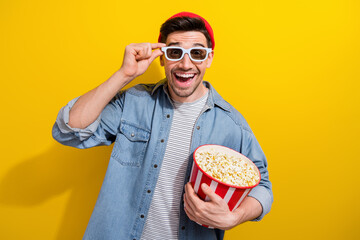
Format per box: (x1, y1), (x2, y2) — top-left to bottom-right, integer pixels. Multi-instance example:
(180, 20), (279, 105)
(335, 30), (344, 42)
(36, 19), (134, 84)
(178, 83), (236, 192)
(1, 0), (359, 239)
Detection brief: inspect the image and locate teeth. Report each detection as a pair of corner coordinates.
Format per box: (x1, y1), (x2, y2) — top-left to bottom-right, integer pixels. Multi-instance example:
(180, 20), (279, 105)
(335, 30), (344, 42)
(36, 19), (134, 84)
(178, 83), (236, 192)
(175, 73), (195, 78)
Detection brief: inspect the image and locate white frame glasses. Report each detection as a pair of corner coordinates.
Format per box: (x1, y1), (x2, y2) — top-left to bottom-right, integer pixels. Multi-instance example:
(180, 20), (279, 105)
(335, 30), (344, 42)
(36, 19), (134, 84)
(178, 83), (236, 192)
(161, 46), (213, 62)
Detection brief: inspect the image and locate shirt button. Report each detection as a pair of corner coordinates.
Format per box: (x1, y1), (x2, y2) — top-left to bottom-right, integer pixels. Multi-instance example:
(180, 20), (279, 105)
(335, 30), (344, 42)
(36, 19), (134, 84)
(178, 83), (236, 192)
(154, 164), (158, 168)
(181, 226), (185, 230)
(196, 126), (200, 130)
(131, 133), (135, 137)
(160, 139), (164, 143)
(140, 214), (145, 218)
(166, 114), (170, 118)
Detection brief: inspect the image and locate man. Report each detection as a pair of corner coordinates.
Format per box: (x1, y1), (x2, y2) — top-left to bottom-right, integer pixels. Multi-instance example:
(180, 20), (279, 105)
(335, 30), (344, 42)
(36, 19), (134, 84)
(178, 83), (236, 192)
(52, 12), (273, 240)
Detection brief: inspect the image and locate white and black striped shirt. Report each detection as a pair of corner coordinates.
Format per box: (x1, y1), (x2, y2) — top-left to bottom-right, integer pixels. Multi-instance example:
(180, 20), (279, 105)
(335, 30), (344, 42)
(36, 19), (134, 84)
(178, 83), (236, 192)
(141, 90), (209, 240)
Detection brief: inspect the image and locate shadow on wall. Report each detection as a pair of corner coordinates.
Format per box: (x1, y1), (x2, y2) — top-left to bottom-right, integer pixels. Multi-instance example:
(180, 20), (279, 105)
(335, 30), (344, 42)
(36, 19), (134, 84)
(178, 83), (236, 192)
(0, 63), (164, 239)
(0, 144), (112, 239)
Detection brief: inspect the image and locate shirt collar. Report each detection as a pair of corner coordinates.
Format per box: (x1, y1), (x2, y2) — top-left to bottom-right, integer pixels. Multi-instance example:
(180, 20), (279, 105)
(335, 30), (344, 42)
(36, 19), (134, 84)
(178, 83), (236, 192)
(151, 79), (231, 112)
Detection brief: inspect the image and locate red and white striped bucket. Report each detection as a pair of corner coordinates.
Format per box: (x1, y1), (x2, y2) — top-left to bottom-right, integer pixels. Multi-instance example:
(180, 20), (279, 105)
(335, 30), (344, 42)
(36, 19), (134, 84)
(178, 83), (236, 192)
(190, 144), (261, 228)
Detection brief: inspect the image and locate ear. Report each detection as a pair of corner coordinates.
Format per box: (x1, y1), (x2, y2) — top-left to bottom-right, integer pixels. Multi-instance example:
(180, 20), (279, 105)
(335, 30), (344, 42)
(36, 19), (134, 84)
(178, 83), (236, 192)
(160, 55), (164, 66)
(206, 51), (214, 68)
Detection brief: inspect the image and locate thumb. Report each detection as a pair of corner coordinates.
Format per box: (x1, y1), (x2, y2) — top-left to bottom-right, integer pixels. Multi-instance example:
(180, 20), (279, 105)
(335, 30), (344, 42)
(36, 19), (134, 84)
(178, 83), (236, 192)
(201, 183), (222, 202)
(148, 49), (163, 64)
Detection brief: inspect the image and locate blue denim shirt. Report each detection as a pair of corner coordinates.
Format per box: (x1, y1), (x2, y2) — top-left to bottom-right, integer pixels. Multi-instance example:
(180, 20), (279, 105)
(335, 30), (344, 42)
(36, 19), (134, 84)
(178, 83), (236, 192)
(52, 79), (273, 240)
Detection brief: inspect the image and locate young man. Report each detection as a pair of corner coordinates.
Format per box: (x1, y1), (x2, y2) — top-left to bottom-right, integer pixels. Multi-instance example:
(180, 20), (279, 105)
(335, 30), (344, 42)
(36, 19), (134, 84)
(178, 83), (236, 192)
(52, 12), (273, 240)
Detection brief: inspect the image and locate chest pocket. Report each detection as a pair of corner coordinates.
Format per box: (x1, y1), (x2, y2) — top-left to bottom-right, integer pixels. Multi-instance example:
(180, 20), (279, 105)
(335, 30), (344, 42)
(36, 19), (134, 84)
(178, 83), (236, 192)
(111, 120), (151, 167)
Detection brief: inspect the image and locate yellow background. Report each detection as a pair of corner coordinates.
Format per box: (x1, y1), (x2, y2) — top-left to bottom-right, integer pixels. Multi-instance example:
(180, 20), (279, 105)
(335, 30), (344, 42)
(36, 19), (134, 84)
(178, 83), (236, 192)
(1, 0), (359, 239)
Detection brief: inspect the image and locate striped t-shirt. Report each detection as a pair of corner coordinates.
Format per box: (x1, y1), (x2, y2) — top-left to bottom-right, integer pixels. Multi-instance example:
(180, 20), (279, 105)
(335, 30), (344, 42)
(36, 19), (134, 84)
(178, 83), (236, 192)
(140, 90), (209, 240)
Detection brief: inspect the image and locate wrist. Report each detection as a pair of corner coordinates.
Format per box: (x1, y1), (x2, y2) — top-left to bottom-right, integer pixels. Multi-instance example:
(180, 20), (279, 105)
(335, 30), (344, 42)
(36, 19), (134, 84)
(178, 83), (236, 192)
(233, 206), (246, 226)
(105, 69), (134, 92)
(232, 197), (263, 226)
(115, 68), (135, 85)
(219, 211), (244, 230)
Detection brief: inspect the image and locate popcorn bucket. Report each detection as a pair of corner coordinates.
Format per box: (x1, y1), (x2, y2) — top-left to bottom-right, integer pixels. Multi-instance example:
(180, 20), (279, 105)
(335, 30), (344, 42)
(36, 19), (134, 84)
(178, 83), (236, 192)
(190, 144), (261, 228)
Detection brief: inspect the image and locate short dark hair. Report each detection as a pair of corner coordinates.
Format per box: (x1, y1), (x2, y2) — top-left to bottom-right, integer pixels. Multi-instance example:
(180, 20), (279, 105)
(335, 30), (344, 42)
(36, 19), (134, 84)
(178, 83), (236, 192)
(159, 17), (212, 48)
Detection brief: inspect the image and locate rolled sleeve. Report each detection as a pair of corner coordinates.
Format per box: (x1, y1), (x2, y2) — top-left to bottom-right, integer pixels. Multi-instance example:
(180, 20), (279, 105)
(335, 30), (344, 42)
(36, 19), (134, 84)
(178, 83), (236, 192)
(247, 185), (273, 221)
(53, 92), (124, 149)
(241, 128), (273, 221)
(55, 96), (102, 141)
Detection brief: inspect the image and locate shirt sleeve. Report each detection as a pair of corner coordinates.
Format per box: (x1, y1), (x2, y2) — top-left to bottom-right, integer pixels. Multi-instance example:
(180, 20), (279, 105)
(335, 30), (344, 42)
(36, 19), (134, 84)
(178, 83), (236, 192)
(52, 92), (125, 149)
(241, 128), (273, 221)
(55, 96), (101, 141)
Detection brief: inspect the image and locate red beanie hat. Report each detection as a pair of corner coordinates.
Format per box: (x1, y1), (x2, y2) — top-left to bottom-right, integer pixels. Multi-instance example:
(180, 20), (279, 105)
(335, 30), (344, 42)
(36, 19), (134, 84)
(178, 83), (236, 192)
(158, 12), (215, 50)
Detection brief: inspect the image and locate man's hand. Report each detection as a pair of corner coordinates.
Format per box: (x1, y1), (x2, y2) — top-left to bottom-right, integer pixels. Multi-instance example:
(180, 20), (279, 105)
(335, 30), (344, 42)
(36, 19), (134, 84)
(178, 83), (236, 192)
(68, 42), (165, 129)
(119, 42), (166, 82)
(183, 182), (263, 230)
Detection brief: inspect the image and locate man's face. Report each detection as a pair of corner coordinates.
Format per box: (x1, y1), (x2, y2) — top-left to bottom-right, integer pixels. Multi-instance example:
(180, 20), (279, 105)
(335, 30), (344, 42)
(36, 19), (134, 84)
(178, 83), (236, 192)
(161, 31), (214, 103)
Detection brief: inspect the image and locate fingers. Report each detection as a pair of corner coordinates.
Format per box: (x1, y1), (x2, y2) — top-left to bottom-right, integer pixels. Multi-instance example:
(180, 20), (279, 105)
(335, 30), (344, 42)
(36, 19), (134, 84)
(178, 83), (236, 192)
(201, 183), (223, 202)
(132, 43), (152, 61)
(128, 42), (165, 61)
(184, 182), (235, 229)
(148, 49), (163, 64)
(120, 42), (165, 79)
(184, 185), (203, 224)
(183, 189), (197, 215)
(184, 200), (197, 221)
(151, 42), (166, 49)
(184, 183), (207, 218)
(185, 182), (203, 207)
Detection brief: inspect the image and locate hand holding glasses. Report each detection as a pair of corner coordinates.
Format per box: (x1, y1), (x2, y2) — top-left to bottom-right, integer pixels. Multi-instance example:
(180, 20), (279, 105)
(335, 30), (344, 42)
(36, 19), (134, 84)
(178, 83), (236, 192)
(161, 46), (212, 62)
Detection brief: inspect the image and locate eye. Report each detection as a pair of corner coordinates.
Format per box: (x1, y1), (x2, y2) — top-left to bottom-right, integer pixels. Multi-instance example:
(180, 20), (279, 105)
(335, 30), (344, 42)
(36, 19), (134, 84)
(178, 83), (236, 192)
(192, 50), (202, 56)
(170, 49), (181, 55)
(190, 49), (207, 60)
(167, 48), (182, 58)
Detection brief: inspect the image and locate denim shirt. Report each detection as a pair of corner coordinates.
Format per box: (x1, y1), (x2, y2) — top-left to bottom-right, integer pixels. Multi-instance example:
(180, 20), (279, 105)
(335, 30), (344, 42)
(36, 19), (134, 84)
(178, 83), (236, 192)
(52, 79), (273, 240)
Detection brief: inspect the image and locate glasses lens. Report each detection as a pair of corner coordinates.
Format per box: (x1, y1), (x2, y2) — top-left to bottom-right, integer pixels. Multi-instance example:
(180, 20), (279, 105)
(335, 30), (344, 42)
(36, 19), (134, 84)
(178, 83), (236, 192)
(166, 48), (183, 60)
(190, 48), (207, 60)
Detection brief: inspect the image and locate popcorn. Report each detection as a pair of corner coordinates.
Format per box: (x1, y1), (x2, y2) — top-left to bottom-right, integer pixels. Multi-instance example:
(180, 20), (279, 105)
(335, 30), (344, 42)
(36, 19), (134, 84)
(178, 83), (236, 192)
(195, 148), (260, 187)
(190, 145), (261, 228)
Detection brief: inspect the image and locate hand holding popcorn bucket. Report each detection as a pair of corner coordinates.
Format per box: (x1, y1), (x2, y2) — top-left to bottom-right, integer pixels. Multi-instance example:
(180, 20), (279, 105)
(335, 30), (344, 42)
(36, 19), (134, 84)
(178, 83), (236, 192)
(190, 144), (261, 228)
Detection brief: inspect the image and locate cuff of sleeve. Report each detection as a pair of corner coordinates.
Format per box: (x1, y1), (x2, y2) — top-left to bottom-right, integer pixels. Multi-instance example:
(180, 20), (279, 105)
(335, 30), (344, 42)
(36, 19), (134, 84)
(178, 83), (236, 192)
(55, 96), (101, 141)
(247, 185), (273, 221)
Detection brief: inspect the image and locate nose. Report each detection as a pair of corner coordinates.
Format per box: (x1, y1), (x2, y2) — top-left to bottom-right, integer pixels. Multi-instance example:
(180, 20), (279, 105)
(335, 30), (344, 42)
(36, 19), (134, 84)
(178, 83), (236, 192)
(178, 53), (193, 69)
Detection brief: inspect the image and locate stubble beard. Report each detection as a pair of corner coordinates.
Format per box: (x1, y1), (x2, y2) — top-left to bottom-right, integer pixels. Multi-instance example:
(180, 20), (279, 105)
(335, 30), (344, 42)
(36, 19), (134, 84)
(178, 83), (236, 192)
(168, 76), (202, 99)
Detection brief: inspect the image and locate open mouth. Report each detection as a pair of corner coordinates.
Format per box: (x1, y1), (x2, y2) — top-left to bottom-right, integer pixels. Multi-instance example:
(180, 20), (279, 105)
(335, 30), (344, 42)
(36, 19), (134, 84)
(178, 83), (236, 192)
(173, 72), (196, 86)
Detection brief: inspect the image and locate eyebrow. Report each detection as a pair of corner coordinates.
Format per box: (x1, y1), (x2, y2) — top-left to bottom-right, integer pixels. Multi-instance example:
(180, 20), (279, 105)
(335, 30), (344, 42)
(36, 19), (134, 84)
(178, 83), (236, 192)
(167, 42), (206, 48)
